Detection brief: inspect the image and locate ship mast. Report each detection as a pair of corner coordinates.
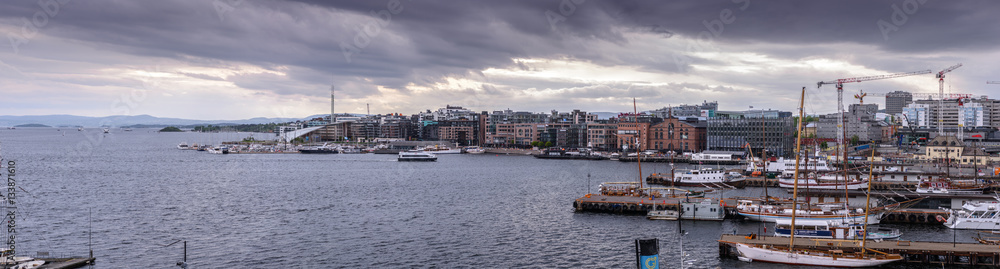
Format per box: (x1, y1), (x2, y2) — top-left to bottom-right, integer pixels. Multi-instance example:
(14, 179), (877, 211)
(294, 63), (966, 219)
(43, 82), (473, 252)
(634, 98), (644, 194)
(862, 141), (876, 253)
(788, 87), (806, 251)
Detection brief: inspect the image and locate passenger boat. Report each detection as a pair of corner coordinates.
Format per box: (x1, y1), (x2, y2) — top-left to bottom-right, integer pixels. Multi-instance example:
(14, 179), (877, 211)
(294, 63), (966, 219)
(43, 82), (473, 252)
(773, 219), (901, 240)
(398, 151), (437, 162)
(777, 174), (869, 190)
(463, 146), (486, 154)
(943, 200), (1000, 229)
(916, 178), (988, 194)
(671, 168), (746, 188)
(177, 142), (189, 150)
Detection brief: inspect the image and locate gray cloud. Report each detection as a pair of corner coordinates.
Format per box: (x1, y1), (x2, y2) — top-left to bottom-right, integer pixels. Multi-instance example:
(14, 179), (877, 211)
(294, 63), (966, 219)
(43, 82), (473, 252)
(0, 0), (998, 117)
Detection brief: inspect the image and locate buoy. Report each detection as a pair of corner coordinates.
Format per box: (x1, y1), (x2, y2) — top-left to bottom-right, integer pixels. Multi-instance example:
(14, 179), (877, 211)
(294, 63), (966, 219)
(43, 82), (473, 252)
(936, 215), (946, 222)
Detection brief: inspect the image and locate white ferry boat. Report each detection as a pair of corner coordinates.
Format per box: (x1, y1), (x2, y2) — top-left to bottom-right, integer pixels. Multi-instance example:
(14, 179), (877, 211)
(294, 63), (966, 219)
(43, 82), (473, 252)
(943, 200), (1000, 229)
(747, 157), (833, 174)
(672, 168), (746, 188)
(774, 219), (900, 240)
(398, 151), (437, 162)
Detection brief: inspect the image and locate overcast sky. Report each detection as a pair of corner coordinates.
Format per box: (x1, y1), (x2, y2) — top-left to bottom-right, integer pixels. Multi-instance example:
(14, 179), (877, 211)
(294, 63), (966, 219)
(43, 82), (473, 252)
(1, 0), (998, 119)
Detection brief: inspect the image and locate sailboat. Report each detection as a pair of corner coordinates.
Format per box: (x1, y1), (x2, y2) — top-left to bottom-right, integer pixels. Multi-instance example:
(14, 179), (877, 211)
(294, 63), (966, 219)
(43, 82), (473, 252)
(730, 87), (903, 267)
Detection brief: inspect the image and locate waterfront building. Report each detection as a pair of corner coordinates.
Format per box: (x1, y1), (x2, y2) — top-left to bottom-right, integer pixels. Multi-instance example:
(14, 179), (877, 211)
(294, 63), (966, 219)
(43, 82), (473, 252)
(706, 109), (794, 157)
(616, 113), (661, 151)
(915, 135), (1000, 165)
(586, 119), (618, 151)
(540, 123), (587, 148)
(885, 91), (913, 115)
(649, 116), (706, 153)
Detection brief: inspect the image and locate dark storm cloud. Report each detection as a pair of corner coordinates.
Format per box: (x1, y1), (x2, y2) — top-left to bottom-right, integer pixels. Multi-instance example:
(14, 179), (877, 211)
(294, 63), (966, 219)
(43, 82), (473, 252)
(0, 0), (996, 109)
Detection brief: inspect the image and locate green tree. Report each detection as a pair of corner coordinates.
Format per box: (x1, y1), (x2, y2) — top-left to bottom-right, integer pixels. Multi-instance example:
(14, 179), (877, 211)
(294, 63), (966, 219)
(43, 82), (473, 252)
(530, 141), (539, 147)
(850, 135), (860, 145)
(820, 141), (828, 149)
(544, 141), (553, 148)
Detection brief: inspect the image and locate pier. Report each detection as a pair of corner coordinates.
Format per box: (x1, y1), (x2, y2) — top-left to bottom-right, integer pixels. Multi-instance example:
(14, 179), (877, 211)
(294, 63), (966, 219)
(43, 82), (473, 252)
(718, 234), (1000, 266)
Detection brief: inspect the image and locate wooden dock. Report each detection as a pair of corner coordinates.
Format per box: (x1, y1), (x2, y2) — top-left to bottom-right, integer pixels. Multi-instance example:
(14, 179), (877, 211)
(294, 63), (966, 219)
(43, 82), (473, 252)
(719, 234), (1000, 266)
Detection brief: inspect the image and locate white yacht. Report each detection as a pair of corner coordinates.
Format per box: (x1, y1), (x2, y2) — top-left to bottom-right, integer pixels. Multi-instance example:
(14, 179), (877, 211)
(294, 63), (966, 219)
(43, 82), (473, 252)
(177, 142), (189, 150)
(398, 151), (437, 162)
(943, 200), (1000, 229)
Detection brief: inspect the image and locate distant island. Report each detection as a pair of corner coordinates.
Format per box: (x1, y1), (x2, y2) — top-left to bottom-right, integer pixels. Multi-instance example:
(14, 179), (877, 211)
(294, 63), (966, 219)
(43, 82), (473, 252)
(14, 123), (51, 127)
(159, 126), (183, 132)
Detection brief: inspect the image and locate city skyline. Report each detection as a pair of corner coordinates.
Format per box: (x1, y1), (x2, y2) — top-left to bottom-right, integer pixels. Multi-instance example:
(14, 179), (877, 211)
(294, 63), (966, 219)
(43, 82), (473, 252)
(2, 1), (999, 119)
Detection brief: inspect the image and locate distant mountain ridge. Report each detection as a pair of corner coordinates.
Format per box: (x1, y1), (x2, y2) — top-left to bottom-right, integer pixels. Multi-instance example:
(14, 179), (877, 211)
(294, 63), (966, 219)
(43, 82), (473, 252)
(0, 114), (325, 127)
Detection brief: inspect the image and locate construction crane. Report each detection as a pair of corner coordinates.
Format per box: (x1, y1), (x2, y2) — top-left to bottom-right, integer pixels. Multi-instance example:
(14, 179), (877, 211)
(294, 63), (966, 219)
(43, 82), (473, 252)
(935, 64), (962, 135)
(988, 81), (1000, 84)
(817, 69), (932, 155)
(854, 90), (973, 103)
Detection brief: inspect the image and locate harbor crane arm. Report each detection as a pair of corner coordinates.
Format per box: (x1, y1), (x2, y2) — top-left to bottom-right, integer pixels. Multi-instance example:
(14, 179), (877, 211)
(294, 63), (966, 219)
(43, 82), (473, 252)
(988, 81), (1000, 84)
(815, 69), (932, 155)
(935, 64), (962, 135)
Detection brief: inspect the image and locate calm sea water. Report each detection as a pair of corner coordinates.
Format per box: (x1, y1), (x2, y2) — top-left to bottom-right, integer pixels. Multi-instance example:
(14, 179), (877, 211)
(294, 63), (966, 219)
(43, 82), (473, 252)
(0, 128), (981, 268)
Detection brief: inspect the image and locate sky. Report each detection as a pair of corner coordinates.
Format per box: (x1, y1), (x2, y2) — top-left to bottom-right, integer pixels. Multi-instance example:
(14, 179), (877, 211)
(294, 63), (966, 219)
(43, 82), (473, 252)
(1, 0), (999, 120)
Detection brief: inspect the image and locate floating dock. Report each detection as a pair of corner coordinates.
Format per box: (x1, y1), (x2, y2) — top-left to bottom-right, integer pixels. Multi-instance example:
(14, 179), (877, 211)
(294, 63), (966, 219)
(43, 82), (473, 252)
(573, 194), (950, 223)
(718, 234), (1000, 266)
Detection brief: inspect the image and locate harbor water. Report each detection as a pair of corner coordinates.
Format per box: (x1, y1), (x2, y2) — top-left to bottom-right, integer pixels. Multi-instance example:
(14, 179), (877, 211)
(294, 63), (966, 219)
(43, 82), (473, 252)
(0, 128), (985, 268)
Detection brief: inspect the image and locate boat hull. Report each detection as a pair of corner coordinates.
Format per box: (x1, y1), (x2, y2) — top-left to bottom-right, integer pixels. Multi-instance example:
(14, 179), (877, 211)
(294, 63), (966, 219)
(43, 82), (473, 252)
(299, 149), (339, 154)
(737, 211), (883, 225)
(777, 180), (868, 190)
(734, 243), (902, 267)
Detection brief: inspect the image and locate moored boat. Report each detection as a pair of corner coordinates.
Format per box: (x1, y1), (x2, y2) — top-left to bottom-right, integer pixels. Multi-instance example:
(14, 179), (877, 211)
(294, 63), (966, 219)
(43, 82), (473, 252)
(299, 143), (339, 154)
(398, 151), (437, 162)
(732, 243), (903, 267)
(773, 219), (900, 240)
(667, 168), (746, 188)
(943, 200), (1000, 229)
(777, 174), (869, 190)
(916, 178), (988, 194)
(463, 146), (486, 154)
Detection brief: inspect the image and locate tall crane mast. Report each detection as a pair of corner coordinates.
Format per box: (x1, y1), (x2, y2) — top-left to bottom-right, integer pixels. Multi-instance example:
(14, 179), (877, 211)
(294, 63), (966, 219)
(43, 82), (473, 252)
(935, 64), (962, 135)
(817, 69), (932, 158)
